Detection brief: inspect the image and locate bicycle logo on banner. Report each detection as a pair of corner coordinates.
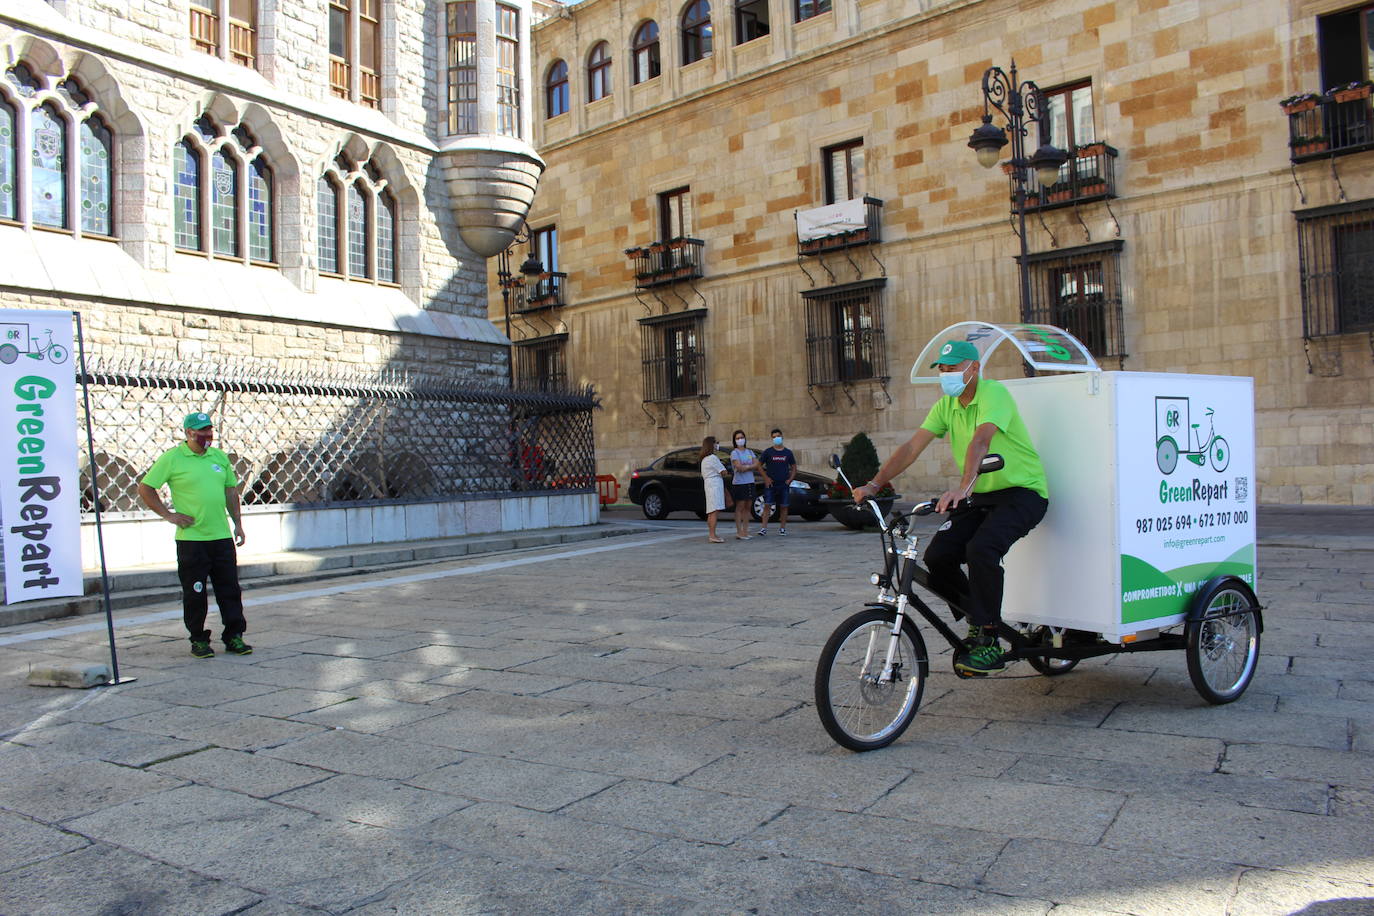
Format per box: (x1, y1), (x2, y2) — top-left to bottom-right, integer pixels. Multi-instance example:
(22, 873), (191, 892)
(0, 323), (69, 366)
(1155, 396), (1229, 475)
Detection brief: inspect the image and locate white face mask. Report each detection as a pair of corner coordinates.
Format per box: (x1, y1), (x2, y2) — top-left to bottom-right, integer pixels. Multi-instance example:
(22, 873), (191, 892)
(735, 438), (745, 447)
(939, 365), (970, 397)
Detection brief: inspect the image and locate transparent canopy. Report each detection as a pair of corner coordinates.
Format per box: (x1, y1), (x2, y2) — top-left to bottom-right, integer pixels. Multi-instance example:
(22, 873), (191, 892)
(910, 322), (1101, 384)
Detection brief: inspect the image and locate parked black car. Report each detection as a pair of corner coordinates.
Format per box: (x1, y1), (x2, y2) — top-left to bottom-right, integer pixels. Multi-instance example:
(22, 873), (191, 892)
(628, 446), (832, 522)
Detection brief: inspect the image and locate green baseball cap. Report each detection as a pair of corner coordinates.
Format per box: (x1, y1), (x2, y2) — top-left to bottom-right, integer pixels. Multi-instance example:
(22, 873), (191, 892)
(929, 340), (980, 367)
(183, 412), (213, 430)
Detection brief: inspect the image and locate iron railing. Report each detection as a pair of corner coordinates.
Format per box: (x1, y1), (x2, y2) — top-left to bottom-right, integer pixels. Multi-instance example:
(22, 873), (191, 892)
(638, 309), (706, 402)
(1285, 90), (1374, 163)
(1016, 144), (1118, 211)
(75, 358), (598, 514)
(516, 271), (568, 312)
(625, 237), (705, 288)
(797, 197), (884, 256)
(1296, 199), (1374, 338)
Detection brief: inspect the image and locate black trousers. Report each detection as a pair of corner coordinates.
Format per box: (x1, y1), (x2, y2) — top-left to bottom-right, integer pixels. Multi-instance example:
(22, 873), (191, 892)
(176, 538), (246, 643)
(922, 487), (1048, 628)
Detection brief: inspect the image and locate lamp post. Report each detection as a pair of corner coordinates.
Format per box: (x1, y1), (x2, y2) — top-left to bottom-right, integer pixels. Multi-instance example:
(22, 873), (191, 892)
(967, 60), (1068, 323)
(496, 225), (545, 386)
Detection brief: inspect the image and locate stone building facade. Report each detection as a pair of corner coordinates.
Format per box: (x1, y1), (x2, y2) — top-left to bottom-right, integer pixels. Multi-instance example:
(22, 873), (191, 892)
(1, 0), (603, 564)
(502, 0), (1374, 505)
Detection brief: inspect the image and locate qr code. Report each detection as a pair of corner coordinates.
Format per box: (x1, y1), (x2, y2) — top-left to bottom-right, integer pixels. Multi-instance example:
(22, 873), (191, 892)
(1235, 476), (1248, 502)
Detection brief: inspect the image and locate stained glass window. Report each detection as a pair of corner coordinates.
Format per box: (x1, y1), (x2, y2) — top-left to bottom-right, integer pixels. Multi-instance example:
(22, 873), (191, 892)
(0, 99), (14, 222)
(248, 159), (272, 262)
(211, 150), (238, 256)
(317, 177), (339, 274)
(347, 183), (369, 278)
(377, 191), (395, 283)
(80, 115), (112, 236)
(174, 140), (201, 250)
(31, 103), (67, 229)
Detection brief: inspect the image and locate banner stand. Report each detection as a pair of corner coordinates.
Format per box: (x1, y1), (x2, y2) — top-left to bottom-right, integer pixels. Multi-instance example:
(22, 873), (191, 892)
(74, 314), (134, 687)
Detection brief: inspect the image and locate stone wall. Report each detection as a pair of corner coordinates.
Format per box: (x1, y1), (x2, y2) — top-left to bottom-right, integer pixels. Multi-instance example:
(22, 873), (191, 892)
(503, 0), (1374, 505)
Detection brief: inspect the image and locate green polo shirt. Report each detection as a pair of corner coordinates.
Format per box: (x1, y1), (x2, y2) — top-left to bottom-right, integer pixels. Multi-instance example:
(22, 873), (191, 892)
(920, 378), (1049, 499)
(141, 443), (239, 541)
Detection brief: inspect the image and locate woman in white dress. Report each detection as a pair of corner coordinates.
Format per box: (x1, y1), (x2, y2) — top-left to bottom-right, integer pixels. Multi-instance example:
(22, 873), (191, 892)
(699, 436), (727, 543)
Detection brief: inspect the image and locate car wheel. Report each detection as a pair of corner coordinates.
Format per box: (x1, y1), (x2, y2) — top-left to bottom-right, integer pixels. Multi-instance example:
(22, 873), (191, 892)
(751, 494), (765, 522)
(641, 488), (670, 520)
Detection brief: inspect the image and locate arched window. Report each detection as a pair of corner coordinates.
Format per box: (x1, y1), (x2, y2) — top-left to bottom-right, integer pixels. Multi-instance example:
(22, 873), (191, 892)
(316, 176), (340, 274)
(632, 22), (660, 84)
(79, 115), (113, 236)
(174, 115), (274, 264)
(0, 98), (16, 222)
(681, 1), (712, 65)
(587, 42), (611, 102)
(0, 66), (117, 238)
(317, 154), (399, 285)
(546, 60), (569, 118)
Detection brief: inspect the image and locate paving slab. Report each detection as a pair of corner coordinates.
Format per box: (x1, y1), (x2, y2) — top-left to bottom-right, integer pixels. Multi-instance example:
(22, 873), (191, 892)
(147, 747), (332, 798)
(273, 773), (472, 827)
(0, 808), (90, 874)
(0, 758), (185, 822)
(258, 728), (461, 779)
(560, 778), (788, 845)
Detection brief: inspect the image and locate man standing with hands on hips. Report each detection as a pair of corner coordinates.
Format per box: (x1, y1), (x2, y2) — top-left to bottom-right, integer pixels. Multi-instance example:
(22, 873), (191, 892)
(137, 412), (252, 659)
(851, 340), (1048, 675)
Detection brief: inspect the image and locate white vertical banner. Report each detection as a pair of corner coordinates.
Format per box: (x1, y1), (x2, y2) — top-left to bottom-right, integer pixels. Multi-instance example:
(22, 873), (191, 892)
(0, 309), (83, 603)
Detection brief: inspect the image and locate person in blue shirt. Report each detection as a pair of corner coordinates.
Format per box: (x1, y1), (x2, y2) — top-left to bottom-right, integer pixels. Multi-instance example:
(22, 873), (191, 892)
(757, 429), (796, 537)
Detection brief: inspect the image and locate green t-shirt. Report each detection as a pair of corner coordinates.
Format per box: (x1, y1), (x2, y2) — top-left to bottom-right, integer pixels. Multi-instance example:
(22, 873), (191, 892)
(141, 443), (239, 541)
(920, 378), (1049, 499)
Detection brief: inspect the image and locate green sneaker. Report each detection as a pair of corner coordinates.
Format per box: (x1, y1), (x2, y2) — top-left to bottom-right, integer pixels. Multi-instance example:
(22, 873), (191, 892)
(224, 635), (253, 656)
(956, 637), (1006, 675)
(964, 623), (982, 647)
(190, 639), (215, 659)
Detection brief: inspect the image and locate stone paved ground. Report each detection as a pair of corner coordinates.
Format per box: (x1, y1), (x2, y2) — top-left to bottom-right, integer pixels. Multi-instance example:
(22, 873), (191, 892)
(0, 513), (1371, 915)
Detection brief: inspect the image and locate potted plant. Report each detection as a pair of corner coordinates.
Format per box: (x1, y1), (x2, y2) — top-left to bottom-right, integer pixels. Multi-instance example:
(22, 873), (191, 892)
(1048, 186), (1072, 203)
(1280, 92), (1322, 114)
(1292, 135), (1329, 156)
(822, 432), (899, 530)
(1079, 177), (1108, 196)
(1330, 81), (1373, 103)
(1075, 141), (1107, 158)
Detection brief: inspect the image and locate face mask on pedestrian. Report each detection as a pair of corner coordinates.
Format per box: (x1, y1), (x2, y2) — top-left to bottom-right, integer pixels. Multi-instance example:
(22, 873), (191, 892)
(773, 436), (783, 446)
(190, 429), (213, 449)
(735, 438), (745, 447)
(939, 365), (971, 397)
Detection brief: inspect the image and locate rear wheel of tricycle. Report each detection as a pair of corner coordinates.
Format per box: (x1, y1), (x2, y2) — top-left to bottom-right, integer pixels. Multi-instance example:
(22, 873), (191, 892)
(815, 608), (928, 751)
(1025, 627), (1081, 676)
(1185, 577), (1261, 704)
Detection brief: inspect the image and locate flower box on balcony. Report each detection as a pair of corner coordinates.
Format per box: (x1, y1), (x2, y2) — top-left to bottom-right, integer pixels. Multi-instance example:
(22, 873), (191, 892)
(1079, 180), (1108, 197)
(1331, 84), (1373, 104)
(1075, 142), (1107, 158)
(1280, 94), (1321, 114)
(1048, 189), (1072, 203)
(1292, 137), (1329, 156)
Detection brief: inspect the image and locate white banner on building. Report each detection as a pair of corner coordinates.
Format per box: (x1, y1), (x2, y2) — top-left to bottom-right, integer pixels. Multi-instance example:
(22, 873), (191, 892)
(795, 197), (868, 242)
(0, 310), (83, 603)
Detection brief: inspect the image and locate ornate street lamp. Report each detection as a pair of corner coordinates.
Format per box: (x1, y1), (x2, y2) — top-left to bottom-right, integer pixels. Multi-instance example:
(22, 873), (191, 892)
(968, 60), (1069, 322)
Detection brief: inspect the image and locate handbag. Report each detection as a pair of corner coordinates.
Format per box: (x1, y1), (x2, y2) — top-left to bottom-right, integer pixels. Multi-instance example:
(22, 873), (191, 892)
(723, 484), (735, 509)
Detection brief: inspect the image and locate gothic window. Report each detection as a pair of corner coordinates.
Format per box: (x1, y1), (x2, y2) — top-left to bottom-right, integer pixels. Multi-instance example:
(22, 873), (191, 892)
(447, 1), (477, 133)
(174, 115), (274, 263)
(317, 154), (398, 285)
(632, 22), (660, 84)
(546, 60), (569, 118)
(0, 66), (116, 238)
(681, 1), (713, 65)
(587, 42), (611, 102)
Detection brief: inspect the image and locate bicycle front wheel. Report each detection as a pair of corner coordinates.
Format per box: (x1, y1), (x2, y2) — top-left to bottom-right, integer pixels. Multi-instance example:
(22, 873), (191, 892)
(815, 607), (928, 751)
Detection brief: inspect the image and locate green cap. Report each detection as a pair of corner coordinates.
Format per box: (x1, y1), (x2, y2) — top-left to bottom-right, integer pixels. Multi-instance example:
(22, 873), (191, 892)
(183, 412), (213, 430)
(929, 340), (980, 367)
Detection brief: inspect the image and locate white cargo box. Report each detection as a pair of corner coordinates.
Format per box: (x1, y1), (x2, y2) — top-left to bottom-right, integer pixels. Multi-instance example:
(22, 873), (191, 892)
(912, 324), (1257, 642)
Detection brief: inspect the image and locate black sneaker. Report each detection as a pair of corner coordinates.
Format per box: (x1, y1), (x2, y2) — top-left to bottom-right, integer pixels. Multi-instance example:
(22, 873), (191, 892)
(224, 636), (253, 656)
(190, 639), (215, 659)
(955, 637), (1006, 675)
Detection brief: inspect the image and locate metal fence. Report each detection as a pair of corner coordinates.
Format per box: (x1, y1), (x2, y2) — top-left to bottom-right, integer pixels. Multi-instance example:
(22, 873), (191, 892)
(76, 359), (598, 515)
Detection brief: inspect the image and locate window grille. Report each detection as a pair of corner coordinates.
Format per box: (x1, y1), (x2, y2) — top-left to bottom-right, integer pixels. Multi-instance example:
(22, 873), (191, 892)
(447, 1), (477, 133)
(514, 334), (569, 392)
(1296, 199), (1374, 337)
(1017, 241), (1126, 362)
(639, 310), (706, 402)
(802, 279), (887, 386)
(496, 4), (520, 137)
